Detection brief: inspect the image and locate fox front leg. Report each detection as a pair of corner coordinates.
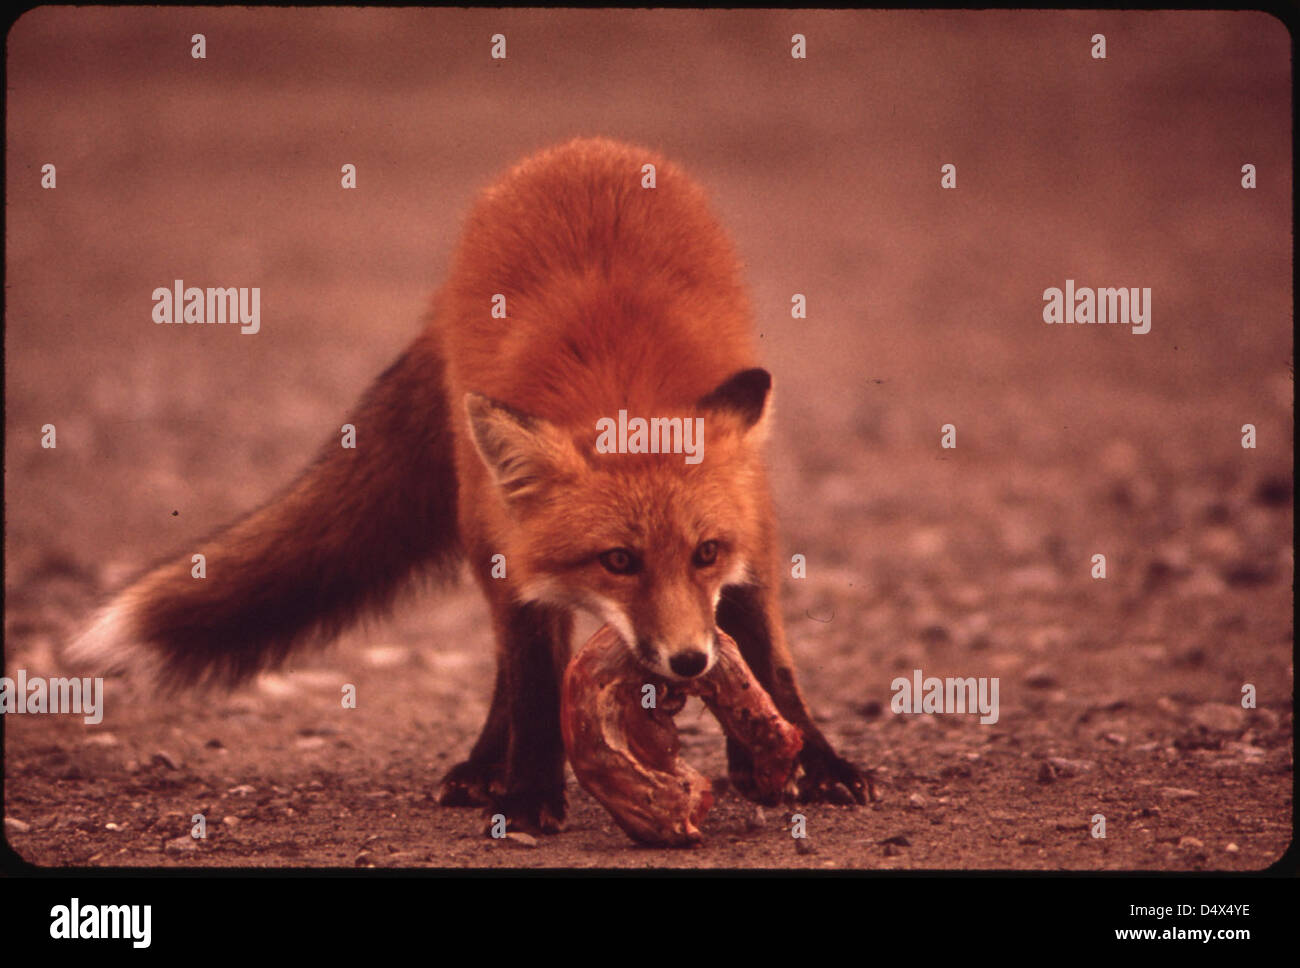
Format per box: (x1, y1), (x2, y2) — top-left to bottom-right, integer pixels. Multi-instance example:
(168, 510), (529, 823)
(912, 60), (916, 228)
(716, 583), (869, 806)
(485, 602), (571, 835)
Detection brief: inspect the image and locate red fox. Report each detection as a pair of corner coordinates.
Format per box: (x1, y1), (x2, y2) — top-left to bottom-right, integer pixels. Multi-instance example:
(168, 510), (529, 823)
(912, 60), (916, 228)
(70, 137), (866, 832)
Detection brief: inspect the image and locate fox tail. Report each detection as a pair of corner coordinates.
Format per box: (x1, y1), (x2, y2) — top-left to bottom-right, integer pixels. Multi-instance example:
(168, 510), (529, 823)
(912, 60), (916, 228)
(67, 331), (461, 688)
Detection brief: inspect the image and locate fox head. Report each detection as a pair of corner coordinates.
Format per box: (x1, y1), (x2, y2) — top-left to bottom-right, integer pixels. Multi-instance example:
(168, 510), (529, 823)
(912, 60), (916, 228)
(465, 368), (772, 680)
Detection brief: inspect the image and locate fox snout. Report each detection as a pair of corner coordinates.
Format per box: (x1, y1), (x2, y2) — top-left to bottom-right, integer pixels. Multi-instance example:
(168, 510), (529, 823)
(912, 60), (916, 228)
(635, 631), (718, 680)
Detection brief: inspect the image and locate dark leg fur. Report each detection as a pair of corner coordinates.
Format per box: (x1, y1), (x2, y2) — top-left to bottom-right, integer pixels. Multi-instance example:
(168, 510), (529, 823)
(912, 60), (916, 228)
(716, 583), (871, 805)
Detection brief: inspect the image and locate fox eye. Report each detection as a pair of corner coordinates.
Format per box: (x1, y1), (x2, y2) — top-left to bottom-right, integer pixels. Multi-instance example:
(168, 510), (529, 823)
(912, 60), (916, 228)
(692, 540), (719, 567)
(599, 548), (641, 575)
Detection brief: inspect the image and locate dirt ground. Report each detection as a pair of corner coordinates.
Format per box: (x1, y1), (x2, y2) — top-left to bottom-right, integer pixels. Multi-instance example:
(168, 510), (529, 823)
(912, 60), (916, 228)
(3, 9), (1293, 870)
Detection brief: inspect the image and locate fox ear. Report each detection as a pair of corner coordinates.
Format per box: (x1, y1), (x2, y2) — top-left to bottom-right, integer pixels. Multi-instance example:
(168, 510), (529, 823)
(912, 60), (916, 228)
(465, 394), (575, 501)
(697, 368), (772, 438)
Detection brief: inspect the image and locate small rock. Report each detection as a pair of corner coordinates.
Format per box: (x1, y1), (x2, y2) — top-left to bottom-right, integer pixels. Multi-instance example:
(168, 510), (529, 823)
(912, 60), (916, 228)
(907, 792), (927, 809)
(375, 850), (422, 866)
(1225, 842), (1240, 853)
(1253, 476), (1292, 507)
(204, 738), (225, 749)
(227, 784), (255, 796)
(1102, 733), (1127, 745)
(1178, 836), (1205, 850)
(794, 837), (817, 855)
(294, 736), (327, 751)
(4, 817), (31, 835)
(105, 822), (122, 832)
(1053, 818), (1090, 832)
(919, 624), (951, 646)
(1191, 703), (1246, 733)
(1155, 696), (1182, 716)
(1160, 787), (1201, 801)
(1045, 757), (1096, 777)
(164, 835), (197, 854)
(504, 831), (539, 848)
(1024, 668), (1057, 689)
(879, 834), (911, 847)
(222, 816), (239, 826)
(1250, 708), (1280, 730)
(1222, 561), (1275, 587)
(82, 732), (119, 747)
(152, 751), (180, 771)
(745, 806), (766, 831)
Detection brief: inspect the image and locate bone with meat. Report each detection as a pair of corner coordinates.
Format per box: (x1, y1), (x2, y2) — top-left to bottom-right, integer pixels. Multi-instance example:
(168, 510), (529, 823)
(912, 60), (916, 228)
(561, 624), (803, 846)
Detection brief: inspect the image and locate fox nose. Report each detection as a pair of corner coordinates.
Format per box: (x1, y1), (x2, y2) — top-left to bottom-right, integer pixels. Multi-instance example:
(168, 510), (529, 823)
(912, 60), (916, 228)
(669, 649), (709, 678)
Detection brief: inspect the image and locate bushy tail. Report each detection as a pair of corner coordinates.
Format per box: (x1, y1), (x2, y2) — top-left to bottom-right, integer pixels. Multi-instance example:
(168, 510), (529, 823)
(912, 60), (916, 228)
(68, 330), (461, 688)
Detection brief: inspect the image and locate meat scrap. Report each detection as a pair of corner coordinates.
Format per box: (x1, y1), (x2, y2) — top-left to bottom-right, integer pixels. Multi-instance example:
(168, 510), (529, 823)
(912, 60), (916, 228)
(561, 624), (803, 846)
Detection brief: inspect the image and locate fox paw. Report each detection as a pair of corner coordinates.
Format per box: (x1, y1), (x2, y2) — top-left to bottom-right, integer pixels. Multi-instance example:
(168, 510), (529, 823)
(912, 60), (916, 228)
(438, 759), (505, 807)
(795, 744), (871, 806)
(484, 790), (567, 836)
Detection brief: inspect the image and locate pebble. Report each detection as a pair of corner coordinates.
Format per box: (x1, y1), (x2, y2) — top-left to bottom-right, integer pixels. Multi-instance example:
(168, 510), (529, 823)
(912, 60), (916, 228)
(164, 835), (197, 854)
(4, 817), (31, 835)
(1191, 703), (1246, 732)
(907, 792), (927, 809)
(1160, 787), (1201, 801)
(1046, 757), (1095, 777)
(1253, 476), (1292, 507)
(152, 751), (180, 771)
(745, 806), (766, 831)
(504, 831), (539, 848)
(1024, 668), (1058, 689)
